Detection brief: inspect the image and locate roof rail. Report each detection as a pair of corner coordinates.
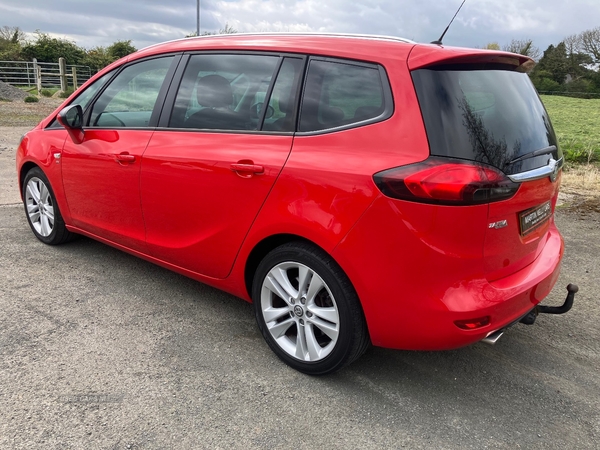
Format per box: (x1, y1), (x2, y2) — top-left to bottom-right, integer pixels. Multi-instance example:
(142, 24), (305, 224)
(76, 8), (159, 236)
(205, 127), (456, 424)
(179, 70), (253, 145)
(140, 32), (415, 52)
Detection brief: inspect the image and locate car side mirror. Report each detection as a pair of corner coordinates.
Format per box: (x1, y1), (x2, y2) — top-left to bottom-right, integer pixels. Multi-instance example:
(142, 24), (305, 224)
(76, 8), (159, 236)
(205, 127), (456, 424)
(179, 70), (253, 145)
(57, 105), (85, 144)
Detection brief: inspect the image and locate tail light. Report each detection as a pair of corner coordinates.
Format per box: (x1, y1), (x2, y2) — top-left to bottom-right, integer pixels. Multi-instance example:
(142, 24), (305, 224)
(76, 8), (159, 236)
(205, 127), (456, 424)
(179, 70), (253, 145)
(373, 157), (519, 206)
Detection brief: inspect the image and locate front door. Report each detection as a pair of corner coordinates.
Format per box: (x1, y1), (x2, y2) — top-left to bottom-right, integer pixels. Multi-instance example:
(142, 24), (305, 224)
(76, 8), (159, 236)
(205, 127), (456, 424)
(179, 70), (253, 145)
(61, 56), (176, 249)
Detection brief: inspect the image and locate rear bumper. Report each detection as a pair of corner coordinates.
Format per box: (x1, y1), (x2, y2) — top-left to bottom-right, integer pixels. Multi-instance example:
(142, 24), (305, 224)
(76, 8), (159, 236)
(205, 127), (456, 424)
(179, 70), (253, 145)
(448, 224), (563, 348)
(332, 197), (564, 350)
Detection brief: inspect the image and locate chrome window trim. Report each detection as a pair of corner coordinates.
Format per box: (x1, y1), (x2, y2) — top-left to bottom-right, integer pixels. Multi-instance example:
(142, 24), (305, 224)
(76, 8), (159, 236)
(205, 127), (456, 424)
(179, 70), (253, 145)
(508, 157), (563, 183)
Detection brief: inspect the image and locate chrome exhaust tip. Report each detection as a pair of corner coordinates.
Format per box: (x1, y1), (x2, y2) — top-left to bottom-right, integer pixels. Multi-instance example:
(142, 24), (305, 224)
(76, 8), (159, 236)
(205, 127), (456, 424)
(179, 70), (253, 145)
(481, 329), (504, 345)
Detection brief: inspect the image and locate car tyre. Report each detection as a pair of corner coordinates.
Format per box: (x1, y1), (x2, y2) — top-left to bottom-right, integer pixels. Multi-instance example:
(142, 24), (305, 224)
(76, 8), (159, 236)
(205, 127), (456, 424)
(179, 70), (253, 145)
(253, 242), (370, 375)
(23, 167), (73, 245)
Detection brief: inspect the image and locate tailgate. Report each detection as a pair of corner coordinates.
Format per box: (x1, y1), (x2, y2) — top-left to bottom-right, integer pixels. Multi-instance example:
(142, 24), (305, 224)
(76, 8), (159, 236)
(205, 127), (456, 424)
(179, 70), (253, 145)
(485, 172), (561, 281)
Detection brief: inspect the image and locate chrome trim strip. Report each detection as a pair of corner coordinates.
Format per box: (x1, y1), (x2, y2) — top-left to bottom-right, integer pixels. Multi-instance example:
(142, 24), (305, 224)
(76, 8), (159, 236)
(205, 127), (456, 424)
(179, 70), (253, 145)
(508, 157), (563, 183)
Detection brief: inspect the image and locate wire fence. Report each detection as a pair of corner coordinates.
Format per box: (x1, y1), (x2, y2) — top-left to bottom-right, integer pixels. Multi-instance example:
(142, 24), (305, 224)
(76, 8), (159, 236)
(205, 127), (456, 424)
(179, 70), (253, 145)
(538, 90), (600, 99)
(0, 60), (92, 89)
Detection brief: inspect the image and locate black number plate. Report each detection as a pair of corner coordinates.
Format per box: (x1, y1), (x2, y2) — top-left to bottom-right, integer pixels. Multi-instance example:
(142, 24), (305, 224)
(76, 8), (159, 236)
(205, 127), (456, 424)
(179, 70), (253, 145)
(519, 201), (552, 236)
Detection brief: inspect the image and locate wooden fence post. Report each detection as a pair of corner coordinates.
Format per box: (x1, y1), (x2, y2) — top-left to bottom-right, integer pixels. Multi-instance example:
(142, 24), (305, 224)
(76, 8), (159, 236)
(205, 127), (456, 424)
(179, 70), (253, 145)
(28, 60), (33, 87)
(59, 57), (67, 92)
(71, 67), (78, 90)
(36, 65), (42, 93)
(32, 58), (40, 92)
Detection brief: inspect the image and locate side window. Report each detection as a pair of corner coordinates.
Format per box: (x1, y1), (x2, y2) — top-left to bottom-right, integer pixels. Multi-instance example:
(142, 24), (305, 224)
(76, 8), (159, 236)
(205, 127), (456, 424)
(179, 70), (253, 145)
(74, 70), (116, 113)
(169, 54), (279, 131)
(299, 59), (387, 132)
(89, 57), (174, 128)
(263, 58), (304, 132)
(48, 70), (116, 128)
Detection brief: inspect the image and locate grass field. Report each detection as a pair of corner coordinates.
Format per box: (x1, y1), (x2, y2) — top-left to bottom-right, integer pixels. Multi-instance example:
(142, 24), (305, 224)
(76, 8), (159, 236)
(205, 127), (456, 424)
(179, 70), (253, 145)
(540, 95), (600, 163)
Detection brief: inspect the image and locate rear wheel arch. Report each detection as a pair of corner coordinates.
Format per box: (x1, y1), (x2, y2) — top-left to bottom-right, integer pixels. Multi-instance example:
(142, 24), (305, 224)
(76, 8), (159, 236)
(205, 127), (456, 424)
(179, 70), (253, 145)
(244, 234), (361, 308)
(245, 234), (315, 299)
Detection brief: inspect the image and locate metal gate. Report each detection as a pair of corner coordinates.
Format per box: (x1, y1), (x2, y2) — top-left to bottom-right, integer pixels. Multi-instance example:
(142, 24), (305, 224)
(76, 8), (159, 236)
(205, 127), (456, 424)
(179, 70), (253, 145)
(0, 59), (91, 89)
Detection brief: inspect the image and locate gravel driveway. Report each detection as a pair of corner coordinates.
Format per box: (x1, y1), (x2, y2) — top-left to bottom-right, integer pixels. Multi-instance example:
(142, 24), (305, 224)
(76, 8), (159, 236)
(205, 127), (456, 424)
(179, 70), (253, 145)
(1, 105), (599, 448)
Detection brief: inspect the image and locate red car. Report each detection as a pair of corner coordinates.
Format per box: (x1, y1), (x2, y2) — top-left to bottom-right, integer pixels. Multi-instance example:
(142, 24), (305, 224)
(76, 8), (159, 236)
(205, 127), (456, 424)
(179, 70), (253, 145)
(16, 34), (576, 374)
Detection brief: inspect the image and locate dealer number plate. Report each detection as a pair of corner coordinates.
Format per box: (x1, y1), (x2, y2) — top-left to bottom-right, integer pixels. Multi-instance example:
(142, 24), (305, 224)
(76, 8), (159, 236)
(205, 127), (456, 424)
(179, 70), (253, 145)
(519, 201), (552, 236)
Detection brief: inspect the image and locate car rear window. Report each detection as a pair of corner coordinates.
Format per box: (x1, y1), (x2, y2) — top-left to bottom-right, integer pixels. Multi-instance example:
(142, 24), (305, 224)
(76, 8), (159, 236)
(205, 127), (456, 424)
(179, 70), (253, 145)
(412, 66), (561, 175)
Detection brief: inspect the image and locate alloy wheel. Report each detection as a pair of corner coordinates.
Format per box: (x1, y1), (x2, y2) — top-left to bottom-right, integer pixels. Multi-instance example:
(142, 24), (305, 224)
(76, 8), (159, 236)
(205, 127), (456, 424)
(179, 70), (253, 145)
(260, 261), (340, 362)
(25, 177), (55, 237)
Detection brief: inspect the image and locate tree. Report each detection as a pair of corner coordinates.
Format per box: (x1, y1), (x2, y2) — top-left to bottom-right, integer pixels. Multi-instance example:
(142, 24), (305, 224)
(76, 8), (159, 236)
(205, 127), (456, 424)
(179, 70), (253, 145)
(484, 42), (500, 50)
(567, 52), (593, 80)
(563, 33), (579, 56)
(186, 22), (238, 37)
(219, 23), (238, 35)
(80, 41), (137, 72)
(502, 39), (541, 61)
(559, 33), (594, 81)
(530, 42), (578, 92)
(21, 31), (85, 64)
(535, 43), (569, 84)
(106, 40), (137, 60)
(564, 27), (600, 65)
(0, 26), (25, 60)
(578, 27), (600, 63)
(80, 46), (114, 72)
(0, 26), (26, 44)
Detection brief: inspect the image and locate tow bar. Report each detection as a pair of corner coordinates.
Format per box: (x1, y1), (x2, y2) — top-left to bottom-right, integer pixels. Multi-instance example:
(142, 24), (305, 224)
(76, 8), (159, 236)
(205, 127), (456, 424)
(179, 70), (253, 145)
(481, 284), (578, 345)
(519, 283), (578, 325)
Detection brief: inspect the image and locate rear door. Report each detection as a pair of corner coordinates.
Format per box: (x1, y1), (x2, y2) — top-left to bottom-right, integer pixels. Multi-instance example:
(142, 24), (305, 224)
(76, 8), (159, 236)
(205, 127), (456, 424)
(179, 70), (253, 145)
(140, 54), (304, 278)
(411, 60), (563, 280)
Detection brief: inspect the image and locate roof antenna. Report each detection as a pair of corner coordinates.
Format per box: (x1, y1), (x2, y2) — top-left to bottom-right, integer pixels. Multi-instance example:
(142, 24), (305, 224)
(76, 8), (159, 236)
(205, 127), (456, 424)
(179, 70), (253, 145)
(431, 0), (466, 45)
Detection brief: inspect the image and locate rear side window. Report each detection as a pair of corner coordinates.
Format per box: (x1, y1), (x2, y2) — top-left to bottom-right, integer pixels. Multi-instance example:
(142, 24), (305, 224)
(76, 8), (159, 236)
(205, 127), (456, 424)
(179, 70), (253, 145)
(169, 54), (279, 131)
(299, 59), (390, 132)
(412, 67), (561, 175)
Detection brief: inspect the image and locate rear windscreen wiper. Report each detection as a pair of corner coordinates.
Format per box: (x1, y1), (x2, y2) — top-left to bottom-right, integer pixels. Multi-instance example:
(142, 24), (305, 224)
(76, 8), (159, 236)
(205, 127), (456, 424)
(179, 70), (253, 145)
(506, 145), (557, 165)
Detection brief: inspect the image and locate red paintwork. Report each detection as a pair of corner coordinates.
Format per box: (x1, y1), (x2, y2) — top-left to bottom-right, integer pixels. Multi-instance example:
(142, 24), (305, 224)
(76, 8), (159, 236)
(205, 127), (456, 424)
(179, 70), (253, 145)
(141, 131), (294, 279)
(17, 129), (71, 227)
(16, 34), (563, 351)
(331, 195), (563, 349)
(484, 173), (562, 281)
(62, 129), (153, 250)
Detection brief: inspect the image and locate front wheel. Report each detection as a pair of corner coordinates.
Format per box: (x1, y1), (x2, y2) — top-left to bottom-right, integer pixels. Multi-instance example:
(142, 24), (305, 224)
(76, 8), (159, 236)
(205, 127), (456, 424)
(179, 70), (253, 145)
(252, 242), (369, 375)
(22, 167), (73, 245)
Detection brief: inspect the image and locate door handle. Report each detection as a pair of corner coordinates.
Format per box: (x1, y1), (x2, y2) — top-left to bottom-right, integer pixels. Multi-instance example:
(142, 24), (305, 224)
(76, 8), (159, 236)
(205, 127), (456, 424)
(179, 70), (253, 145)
(115, 153), (136, 163)
(230, 163), (264, 174)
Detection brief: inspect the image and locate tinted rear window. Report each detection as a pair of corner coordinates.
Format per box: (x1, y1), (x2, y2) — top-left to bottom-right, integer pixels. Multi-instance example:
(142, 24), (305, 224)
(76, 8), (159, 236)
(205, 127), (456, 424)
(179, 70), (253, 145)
(412, 67), (561, 174)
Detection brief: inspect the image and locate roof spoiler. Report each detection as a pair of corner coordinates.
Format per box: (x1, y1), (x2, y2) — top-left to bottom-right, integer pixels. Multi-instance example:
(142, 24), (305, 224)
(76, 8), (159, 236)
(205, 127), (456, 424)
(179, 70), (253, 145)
(408, 46), (534, 72)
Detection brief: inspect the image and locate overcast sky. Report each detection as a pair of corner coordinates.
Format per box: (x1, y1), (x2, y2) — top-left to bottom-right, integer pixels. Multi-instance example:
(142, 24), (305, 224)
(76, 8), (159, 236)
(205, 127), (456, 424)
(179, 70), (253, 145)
(1, 0), (599, 53)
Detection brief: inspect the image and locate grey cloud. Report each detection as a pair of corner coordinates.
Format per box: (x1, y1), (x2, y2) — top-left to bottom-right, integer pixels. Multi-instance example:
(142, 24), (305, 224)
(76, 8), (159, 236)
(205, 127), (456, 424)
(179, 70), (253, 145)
(0, 0), (599, 52)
